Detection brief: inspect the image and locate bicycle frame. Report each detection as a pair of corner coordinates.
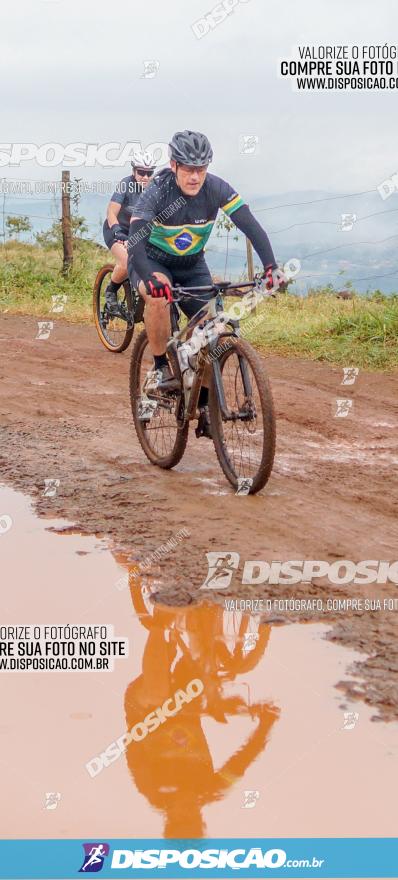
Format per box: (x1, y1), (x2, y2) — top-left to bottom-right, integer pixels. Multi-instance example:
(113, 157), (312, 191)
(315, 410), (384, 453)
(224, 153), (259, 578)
(102, 277), (142, 328)
(166, 280), (266, 424)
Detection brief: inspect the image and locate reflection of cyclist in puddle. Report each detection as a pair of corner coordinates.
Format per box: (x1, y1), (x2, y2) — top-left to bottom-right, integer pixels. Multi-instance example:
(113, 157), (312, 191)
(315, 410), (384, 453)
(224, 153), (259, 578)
(124, 586), (280, 837)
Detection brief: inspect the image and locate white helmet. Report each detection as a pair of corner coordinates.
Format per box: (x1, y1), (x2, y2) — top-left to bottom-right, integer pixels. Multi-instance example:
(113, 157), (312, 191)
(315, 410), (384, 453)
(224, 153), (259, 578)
(131, 148), (156, 170)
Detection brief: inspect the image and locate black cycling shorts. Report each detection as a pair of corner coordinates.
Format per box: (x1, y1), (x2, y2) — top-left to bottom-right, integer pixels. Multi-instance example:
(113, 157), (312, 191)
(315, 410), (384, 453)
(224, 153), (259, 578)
(130, 254), (214, 320)
(103, 220), (129, 250)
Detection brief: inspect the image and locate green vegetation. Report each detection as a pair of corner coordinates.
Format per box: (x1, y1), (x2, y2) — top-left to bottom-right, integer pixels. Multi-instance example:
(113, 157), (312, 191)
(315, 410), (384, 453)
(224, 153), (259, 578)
(1, 239), (397, 371)
(241, 287), (398, 370)
(0, 239), (107, 322)
(5, 216), (33, 238)
(34, 214), (89, 248)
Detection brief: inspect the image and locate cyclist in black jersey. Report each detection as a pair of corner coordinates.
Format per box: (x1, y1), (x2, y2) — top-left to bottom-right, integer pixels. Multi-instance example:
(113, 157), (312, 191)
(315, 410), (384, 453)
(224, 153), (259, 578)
(103, 149), (156, 315)
(127, 130), (286, 437)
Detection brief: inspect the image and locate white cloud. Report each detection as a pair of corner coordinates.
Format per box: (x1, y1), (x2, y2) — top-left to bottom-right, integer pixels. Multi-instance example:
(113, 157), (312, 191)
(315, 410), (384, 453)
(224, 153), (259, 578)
(0, 0), (397, 194)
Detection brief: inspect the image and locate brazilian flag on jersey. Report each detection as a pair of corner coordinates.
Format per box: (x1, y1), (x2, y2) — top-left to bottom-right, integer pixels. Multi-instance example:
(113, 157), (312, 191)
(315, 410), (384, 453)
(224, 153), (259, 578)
(148, 192), (245, 258)
(148, 221), (214, 257)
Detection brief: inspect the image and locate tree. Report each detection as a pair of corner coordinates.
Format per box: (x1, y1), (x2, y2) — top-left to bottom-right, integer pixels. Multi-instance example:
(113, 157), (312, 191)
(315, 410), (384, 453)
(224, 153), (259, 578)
(36, 177), (88, 249)
(35, 214), (88, 247)
(5, 215), (32, 239)
(215, 213), (239, 242)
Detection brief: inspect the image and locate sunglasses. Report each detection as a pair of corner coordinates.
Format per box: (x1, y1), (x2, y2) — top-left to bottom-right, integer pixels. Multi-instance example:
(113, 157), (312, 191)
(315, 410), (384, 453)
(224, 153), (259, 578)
(134, 168), (154, 177)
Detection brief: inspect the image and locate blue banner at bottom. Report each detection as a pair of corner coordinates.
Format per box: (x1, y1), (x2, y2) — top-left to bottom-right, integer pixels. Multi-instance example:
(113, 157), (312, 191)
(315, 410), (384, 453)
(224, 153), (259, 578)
(0, 838), (396, 879)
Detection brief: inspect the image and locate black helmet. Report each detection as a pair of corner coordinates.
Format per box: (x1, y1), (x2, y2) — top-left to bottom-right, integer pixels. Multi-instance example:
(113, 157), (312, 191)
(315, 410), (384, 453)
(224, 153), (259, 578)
(169, 130), (213, 166)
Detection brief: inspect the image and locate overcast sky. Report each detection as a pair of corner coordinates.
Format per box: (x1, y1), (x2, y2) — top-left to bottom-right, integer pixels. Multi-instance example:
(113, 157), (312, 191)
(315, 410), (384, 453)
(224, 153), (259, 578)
(1, 0), (398, 197)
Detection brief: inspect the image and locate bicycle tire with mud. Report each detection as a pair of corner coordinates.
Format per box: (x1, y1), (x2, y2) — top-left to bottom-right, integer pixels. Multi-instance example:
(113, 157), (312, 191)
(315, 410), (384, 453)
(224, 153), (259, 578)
(130, 328), (189, 469)
(93, 263), (134, 353)
(208, 336), (276, 494)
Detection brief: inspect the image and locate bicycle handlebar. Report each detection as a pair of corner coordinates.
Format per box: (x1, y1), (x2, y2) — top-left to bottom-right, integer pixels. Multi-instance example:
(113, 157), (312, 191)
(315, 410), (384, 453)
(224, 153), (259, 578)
(170, 279), (263, 301)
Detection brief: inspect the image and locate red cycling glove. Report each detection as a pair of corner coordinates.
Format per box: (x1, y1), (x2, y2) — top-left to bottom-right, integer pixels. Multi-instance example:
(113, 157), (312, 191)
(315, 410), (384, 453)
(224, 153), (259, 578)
(263, 265), (288, 293)
(146, 275), (173, 302)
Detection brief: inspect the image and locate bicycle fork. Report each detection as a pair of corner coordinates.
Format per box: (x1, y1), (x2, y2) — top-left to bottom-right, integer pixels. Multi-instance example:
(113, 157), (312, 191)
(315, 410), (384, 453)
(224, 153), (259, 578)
(211, 345), (254, 422)
(184, 336), (254, 423)
(186, 357), (206, 420)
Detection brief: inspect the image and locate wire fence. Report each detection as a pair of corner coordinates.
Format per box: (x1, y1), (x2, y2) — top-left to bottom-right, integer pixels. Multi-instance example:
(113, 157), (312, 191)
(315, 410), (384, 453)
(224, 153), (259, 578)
(1, 177), (397, 289)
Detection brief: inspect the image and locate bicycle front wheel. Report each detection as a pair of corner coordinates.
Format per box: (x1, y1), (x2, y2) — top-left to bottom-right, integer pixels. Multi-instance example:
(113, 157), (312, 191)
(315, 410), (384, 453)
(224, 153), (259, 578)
(208, 336), (276, 494)
(129, 329), (189, 469)
(93, 264), (134, 353)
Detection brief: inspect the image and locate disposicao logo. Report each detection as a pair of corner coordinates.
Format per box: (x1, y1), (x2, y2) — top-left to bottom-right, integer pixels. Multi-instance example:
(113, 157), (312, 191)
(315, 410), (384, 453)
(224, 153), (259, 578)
(107, 847), (324, 870)
(75, 844), (325, 873)
(79, 843), (110, 873)
(200, 553), (398, 588)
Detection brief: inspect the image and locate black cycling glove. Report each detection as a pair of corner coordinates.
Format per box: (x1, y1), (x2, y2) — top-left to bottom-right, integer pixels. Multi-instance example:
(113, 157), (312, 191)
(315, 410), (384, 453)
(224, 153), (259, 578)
(111, 224), (128, 242)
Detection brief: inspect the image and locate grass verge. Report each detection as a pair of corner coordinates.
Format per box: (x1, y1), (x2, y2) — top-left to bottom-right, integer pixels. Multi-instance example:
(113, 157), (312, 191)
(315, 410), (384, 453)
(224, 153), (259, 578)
(1, 241), (397, 371)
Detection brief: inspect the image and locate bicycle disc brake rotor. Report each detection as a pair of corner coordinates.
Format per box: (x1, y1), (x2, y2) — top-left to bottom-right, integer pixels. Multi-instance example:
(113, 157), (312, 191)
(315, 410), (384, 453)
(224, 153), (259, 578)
(233, 366), (257, 433)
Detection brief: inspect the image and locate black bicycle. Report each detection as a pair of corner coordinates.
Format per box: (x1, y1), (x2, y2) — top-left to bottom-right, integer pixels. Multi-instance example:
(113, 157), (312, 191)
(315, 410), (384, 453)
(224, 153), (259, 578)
(129, 279), (276, 494)
(93, 263), (144, 353)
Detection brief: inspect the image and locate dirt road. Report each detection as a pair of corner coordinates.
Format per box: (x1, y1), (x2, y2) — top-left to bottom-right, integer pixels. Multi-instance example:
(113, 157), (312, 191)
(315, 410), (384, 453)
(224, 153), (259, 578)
(1, 314), (398, 719)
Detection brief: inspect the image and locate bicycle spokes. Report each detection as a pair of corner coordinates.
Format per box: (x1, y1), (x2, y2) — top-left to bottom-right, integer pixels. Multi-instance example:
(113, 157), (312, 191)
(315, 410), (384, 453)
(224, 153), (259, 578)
(131, 333), (187, 464)
(93, 265), (135, 353)
(101, 294), (130, 344)
(211, 343), (273, 488)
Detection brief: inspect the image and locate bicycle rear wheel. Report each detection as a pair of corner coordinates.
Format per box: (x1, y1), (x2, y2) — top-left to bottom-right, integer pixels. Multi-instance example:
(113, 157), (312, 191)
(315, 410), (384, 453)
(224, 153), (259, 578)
(93, 264), (135, 353)
(129, 329), (189, 469)
(208, 336), (275, 494)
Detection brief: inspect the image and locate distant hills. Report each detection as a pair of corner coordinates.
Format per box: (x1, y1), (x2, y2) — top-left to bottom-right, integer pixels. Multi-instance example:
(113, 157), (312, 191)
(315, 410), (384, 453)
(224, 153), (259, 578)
(3, 187), (398, 293)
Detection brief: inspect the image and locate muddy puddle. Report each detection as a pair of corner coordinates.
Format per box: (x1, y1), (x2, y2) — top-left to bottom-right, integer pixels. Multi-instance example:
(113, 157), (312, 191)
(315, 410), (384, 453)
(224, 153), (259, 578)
(1, 484), (397, 841)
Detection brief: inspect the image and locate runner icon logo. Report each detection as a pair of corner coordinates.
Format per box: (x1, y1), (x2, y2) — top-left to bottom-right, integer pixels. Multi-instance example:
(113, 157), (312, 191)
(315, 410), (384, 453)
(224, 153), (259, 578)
(236, 477), (253, 495)
(79, 843), (110, 873)
(0, 514), (13, 535)
(44, 792), (61, 810)
(242, 789), (260, 808)
(342, 711), (360, 730)
(200, 552), (240, 589)
(341, 367), (359, 386)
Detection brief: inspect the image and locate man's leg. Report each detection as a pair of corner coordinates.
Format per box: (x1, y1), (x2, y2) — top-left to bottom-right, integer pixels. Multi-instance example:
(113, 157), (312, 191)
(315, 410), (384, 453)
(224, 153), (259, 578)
(105, 242), (128, 313)
(130, 262), (179, 391)
(136, 272), (172, 356)
(172, 259), (214, 435)
(110, 242), (128, 284)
